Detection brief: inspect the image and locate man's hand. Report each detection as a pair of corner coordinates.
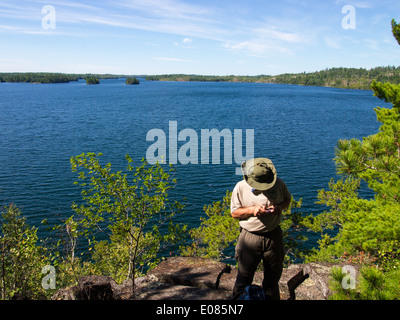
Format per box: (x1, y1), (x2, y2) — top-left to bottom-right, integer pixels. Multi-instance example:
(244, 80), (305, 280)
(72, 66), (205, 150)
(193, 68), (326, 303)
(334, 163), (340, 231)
(255, 205), (280, 217)
(231, 200), (287, 220)
(253, 205), (266, 217)
(270, 204), (282, 215)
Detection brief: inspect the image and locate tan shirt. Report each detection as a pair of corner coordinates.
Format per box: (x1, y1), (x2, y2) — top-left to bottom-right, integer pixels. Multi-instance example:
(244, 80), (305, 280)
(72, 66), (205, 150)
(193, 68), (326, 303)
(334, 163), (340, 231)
(230, 178), (291, 233)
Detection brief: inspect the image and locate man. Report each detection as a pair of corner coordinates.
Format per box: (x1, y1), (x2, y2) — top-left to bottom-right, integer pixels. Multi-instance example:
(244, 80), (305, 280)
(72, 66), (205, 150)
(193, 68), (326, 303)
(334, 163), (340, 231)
(231, 158), (291, 300)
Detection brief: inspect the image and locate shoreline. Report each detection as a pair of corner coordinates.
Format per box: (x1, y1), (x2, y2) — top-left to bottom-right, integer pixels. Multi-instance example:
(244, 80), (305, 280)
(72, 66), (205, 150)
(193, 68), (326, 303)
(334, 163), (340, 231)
(3, 65), (400, 90)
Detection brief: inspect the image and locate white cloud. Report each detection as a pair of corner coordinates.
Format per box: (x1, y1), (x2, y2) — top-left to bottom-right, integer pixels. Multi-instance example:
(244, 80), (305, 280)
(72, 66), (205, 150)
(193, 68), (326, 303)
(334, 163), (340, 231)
(254, 26), (305, 43)
(363, 39), (381, 51)
(334, 0), (373, 9)
(0, 24), (21, 31)
(324, 37), (344, 49)
(223, 39), (292, 57)
(154, 57), (197, 63)
(117, 0), (210, 20)
(175, 37), (193, 47)
(222, 24), (309, 57)
(0, 0), (224, 40)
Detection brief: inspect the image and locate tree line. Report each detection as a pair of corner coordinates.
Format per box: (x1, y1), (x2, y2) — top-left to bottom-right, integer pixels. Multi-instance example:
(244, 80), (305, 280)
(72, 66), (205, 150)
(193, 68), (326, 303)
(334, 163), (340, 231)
(2, 67), (399, 89)
(0, 73), (130, 84)
(0, 73), (79, 83)
(145, 66), (400, 90)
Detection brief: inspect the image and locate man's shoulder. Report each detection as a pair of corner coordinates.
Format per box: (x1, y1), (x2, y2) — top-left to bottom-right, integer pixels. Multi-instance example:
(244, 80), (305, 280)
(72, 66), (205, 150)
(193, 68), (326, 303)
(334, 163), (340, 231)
(234, 179), (250, 188)
(236, 179), (247, 186)
(275, 177), (286, 185)
(275, 177), (291, 195)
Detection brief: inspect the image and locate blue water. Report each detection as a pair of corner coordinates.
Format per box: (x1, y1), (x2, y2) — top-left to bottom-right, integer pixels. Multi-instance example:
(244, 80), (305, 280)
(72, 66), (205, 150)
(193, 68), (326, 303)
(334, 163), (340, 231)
(0, 78), (385, 246)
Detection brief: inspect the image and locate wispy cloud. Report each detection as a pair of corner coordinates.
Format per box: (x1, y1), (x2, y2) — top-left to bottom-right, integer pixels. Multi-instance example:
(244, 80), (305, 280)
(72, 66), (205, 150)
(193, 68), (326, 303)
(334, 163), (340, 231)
(334, 0), (373, 9)
(363, 38), (381, 51)
(0, 1), (40, 21)
(108, 0), (226, 39)
(0, 0), (225, 40)
(154, 57), (197, 63)
(174, 37), (194, 47)
(117, 0), (210, 20)
(222, 23), (311, 57)
(0, 0), (313, 52)
(324, 37), (344, 49)
(222, 39), (293, 57)
(0, 24), (21, 31)
(254, 26), (305, 44)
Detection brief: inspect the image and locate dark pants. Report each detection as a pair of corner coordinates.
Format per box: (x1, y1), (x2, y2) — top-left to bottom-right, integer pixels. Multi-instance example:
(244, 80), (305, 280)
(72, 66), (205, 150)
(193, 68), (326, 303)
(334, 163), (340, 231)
(233, 226), (284, 300)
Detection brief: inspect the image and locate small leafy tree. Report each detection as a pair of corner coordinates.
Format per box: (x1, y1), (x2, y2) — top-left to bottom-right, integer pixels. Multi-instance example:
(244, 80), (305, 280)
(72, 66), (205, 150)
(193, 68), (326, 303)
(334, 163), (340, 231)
(182, 191), (308, 266)
(180, 191), (239, 261)
(280, 197), (309, 264)
(70, 153), (186, 293)
(0, 204), (51, 299)
(48, 214), (95, 290)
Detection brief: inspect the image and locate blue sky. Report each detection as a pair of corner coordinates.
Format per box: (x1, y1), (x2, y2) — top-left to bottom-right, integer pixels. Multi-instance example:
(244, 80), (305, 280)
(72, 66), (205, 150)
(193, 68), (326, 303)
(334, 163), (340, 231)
(0, 0), (399, 75)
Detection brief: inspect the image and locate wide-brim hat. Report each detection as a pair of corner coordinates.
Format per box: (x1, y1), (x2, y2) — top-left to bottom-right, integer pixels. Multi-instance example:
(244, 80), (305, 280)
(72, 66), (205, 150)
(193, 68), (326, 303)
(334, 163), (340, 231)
(241, 158), (277, 191)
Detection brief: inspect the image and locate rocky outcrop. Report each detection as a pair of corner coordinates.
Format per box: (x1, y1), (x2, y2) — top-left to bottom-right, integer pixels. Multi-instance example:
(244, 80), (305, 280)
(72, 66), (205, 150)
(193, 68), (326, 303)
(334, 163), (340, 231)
(51, 275), (133, 300)
(52, 257), (359, 300)
(278, 262), (360, 300)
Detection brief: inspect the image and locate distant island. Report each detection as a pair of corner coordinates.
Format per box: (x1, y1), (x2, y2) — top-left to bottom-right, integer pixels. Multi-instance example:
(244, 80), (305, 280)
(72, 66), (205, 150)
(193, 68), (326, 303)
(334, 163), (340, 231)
(125, 77), (140, 85)
(86, 76), (100, 85)
(1, 66), (399, 89)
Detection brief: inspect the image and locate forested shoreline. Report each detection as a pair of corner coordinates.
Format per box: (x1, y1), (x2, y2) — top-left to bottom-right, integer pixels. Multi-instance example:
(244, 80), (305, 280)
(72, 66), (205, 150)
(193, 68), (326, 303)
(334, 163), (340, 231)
(0, 73), (124, 84)
(145, 66), (400, 90)
(1, 66), (400, 89)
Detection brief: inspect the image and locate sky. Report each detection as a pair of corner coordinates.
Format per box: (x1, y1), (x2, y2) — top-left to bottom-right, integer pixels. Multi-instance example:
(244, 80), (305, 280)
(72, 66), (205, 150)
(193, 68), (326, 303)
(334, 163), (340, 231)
(0, 0), (399, 75)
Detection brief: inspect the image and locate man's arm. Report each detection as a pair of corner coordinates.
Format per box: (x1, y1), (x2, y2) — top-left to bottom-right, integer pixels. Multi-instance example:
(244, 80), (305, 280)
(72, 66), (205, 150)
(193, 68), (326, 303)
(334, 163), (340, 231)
(231, 205), (265, 220)
(231, 196), (291, 220)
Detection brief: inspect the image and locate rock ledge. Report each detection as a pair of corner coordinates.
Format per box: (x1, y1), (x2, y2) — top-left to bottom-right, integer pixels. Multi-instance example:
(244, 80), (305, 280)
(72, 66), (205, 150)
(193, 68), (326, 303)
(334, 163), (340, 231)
(52, 257), (358, 300)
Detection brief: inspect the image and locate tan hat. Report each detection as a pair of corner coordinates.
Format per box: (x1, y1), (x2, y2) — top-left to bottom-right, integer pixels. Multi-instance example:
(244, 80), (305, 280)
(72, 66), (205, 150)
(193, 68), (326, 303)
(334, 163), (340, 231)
(241, 158), (277, 191)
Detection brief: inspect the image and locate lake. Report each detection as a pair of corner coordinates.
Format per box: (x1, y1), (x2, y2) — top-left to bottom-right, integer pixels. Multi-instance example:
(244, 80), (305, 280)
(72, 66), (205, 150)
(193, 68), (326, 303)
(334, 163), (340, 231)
(0, 78), (386, 246)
